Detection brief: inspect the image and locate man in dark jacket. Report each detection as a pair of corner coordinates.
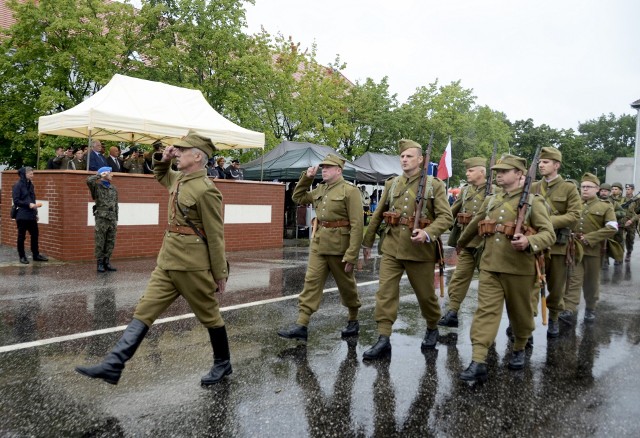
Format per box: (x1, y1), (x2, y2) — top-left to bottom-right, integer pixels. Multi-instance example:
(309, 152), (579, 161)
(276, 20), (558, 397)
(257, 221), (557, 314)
(12, 167), (48, 264)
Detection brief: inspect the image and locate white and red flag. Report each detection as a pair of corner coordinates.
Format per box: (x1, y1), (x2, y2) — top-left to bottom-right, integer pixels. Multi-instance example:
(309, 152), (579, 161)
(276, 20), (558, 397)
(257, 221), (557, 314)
(437, 138), (452, 180)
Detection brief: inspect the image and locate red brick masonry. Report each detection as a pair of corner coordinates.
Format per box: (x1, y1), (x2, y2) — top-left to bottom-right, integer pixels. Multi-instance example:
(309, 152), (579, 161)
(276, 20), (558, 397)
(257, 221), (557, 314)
(1, 170), (284, 261)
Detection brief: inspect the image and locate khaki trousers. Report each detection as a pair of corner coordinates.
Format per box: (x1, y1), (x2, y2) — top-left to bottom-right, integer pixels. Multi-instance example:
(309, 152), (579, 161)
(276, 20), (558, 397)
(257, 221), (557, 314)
(471, 270), (536, 363)
(564, 255), (602, 312)
(446, 248), (477, 312)
(296, 249), (361, 326)
(374, 254), (440, 337)
(134, 267), (224, 328)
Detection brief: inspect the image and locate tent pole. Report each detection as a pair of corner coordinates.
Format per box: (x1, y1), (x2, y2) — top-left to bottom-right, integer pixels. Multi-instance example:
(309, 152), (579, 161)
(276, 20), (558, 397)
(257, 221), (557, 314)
(86, 132), (92, 171)
(36, 135), (41, 169)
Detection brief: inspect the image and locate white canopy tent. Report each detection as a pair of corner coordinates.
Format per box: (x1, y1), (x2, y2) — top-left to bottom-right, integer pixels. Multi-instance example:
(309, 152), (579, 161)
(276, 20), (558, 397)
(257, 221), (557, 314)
(38, 74), (264, 150)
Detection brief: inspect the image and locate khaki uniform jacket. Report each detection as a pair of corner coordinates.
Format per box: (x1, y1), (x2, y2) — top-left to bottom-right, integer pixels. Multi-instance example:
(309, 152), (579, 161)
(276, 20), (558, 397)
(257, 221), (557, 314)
(124, 157), (145, 174)
(293, 173), (363, 264)
(574, 197), (617, 257)
(363, 173), (453, 262)
(531, 176), (581, 256)
(457, 188), (555, 275)
(451, 183), (489, 248)
(153, 159), (228, 281)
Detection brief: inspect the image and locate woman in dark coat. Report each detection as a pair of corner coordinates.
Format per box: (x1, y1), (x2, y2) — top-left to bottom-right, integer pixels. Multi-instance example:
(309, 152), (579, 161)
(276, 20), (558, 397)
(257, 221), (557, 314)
(12, 167), (48, 264)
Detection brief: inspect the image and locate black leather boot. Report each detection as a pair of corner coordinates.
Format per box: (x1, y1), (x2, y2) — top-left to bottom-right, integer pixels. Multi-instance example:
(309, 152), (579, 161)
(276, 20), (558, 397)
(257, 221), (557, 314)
(201, 326), (233, 386)
(558, 310), (575, 325)
(459, 361), (488, 382)
(421, 328), (439, 350)
(508, 349), (526, 370)
(75, 319), (149, 385)
(277, 324), (308, 342)
(97, 259), (106, 273)
(103, 258), (117, 271)
(341, 320), (359, 338)
(363, 335), (391, 360)
(584, 309), (596, 323)
(547, 319), (559, 338)
(438, 310), (458, 327)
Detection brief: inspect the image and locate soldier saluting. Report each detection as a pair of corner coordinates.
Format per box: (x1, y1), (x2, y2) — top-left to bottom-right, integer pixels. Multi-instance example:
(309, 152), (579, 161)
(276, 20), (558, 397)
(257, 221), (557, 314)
(457, 154), (555, 382)
(277, 153), (364, 342)
(76, 131), (231, 386)
(87, 166), (119, 272)
(361, 139), (453, 360)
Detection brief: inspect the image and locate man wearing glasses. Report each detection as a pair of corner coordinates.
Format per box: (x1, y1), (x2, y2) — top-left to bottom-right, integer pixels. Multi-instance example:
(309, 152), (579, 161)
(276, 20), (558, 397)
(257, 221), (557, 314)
(562, 173), (617, 324)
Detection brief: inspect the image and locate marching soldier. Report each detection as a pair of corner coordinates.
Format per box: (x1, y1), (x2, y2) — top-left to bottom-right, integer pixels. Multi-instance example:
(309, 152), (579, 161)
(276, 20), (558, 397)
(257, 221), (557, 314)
(76, 131), (231, 386)
(361, 139), (453, 360)
(561, 173), (617, 323)
(598, 183), (612, 200)
(277, 154), (364, 342)
(609, 182), (627, 265)
(622, 184), (638, 262)
(439, 157), (491, 328)
(457, 155), (555, 382)
(531, 147), (581, 336)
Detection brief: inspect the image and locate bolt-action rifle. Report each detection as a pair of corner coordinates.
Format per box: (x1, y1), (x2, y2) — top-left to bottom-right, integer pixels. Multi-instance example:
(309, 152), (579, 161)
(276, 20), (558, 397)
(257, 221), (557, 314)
(514, 145), (547, 325)
(485, 140), (498, 197)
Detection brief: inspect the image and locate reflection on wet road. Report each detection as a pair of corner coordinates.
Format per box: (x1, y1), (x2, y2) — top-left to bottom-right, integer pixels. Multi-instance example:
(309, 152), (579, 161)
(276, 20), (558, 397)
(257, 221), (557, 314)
(1, 245), (639, 436)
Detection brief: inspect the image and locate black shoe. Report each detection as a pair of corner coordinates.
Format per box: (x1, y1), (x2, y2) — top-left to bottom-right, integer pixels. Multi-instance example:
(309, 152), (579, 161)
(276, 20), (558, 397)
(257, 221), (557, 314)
(202, 326), (233, 386)
(19, 257), (29, 264)
(506, 325), (513, 340)
(97, 259), (106, 273)
(33, 254), (48, 262)
(277, 324), (308, 342)
(75, 319), (149, 385)
(625, 252), (631, 262)
(584, 309), (596, 323)
(341, 320), (359, 338)
(363, 335), (391, 360)
(438, 310), (458, 327)
(508, 350), (526, 370)
(547, 319), (559, 338)
(459, 361), (488, 382)
(421, 328), (439, 350)
(103, 258), (117, 271)
(526, 336), (534, 349)
(558, 310), (575, 325)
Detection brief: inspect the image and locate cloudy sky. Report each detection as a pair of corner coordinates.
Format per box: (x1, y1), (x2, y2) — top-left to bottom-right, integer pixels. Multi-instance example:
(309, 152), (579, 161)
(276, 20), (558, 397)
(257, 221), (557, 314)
(244, 0), (640, 131)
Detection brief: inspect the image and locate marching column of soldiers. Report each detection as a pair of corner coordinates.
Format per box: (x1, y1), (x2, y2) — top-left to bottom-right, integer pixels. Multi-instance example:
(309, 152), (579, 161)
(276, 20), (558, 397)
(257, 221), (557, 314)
(75, 135), (639, 388)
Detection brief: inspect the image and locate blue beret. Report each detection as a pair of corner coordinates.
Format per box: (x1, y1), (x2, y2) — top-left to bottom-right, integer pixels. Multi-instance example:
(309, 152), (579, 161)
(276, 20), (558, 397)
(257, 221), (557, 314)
(97, 166), (112, 175)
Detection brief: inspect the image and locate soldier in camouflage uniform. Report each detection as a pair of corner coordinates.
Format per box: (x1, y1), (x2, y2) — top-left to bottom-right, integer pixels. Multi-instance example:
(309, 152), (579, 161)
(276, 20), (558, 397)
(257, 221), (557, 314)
(361, 139), (453, 360)
(530, 147), (581, 337)
(76, 130), (231, 387)
(87, 167), (119, 273)
(457, 155), (555, 382)
(278, 153), (364, 342)
(561, 173), (617, 323)
(439, 157), (491, 328)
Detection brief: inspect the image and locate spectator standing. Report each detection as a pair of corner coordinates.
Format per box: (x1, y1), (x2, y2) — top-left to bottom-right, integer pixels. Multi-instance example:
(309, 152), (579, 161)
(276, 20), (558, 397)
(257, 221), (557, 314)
(224, 159), (244, 180)
(46, 147), (64, 169)
(106, 147), (124, 172)
(143, 151), (154, 174)
(360, 185), (371, 225)
(214, 157), (226, 179)
(123, 148), (145, 174)
(12, 167), (48, 264)
(69, 149), (86, 170)
(87, 167), (119, 273)
(88, 140), (109, 172)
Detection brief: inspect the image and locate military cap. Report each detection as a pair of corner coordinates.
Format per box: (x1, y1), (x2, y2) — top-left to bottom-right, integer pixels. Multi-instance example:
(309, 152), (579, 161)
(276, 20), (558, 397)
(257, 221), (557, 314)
(625, 183), (635, 189)
(152, 140), (164, 150)
(398, 139), (422, 153)
(540, 146), (562, 162)
(178, 130), (216, 158)
(612, 182), (623, 190)
(463, 157), (487, 169)
(319, 153), (345, 169)
(97, 166), (112, 175)
(600, 183), (612, 190)
(581, 173), (600, 186)
(492, 154), (527, 172)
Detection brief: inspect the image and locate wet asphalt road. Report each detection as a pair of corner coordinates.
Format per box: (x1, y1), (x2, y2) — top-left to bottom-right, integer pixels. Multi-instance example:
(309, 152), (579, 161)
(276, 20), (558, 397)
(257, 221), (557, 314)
(1, 243), (640, 437)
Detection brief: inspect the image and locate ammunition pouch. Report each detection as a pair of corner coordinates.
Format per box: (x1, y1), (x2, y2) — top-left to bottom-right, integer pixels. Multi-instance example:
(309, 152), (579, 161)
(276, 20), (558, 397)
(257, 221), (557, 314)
(382, 211), (401, 226)
(478, 219), (496, 236)
(555, 227), (571, 245)
(456, 212), (473, 225)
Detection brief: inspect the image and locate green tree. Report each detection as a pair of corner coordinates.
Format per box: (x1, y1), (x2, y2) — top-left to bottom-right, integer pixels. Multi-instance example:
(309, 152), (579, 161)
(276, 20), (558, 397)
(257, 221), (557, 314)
(0, 0), (140, 168)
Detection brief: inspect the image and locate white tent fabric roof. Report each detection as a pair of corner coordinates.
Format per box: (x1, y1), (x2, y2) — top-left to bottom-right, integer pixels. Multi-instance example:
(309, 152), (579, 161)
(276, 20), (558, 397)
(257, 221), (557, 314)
(38, 74), (264, 150)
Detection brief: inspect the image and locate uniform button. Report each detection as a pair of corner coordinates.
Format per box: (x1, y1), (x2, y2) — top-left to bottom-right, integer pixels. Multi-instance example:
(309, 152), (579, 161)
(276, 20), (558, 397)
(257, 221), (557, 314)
(496, 238), (500, 242)
(404, 206), (407, 209)
(405, 198), (408, 201)
(499, 216), (503, 220)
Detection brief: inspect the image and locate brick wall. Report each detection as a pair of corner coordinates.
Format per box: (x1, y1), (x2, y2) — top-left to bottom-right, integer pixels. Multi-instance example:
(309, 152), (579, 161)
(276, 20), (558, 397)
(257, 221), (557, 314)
(1, 170), (284, 261)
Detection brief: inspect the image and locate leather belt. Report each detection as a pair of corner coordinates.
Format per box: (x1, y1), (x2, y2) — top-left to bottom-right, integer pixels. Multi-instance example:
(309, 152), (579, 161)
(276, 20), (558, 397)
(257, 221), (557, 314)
(494, 224), (510, 234)
(167, 224), (207, 237)
(319, 219), (350, 228)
